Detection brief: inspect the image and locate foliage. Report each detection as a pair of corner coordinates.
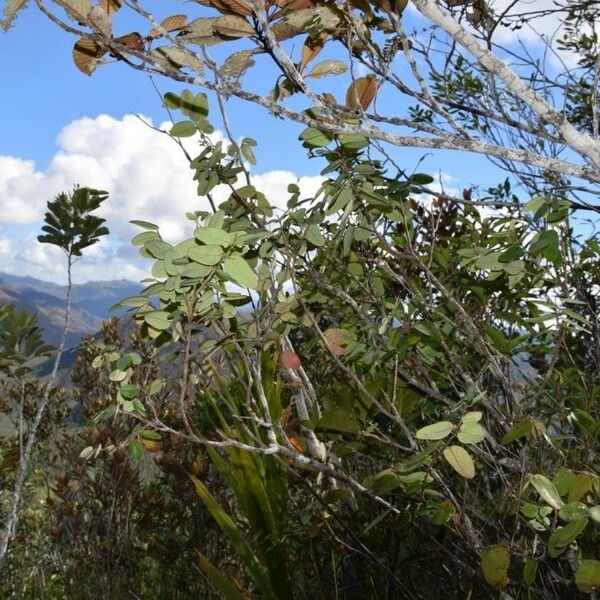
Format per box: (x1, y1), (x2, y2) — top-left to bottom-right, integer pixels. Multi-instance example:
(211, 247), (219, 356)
(37, 186), (109, 257)
(2, 91), (591, 598)
(3, 1), (600, 598)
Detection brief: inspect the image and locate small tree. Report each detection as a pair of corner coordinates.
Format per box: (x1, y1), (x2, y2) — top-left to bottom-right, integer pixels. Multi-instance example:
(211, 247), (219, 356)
(0, 186), (109, 567)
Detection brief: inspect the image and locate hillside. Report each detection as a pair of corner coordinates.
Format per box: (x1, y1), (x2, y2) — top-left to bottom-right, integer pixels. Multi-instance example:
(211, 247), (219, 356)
(0, 273), (141, 348)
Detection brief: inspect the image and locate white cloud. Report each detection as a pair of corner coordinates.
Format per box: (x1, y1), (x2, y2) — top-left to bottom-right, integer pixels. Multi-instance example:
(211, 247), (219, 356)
(0, 114), (321, 283)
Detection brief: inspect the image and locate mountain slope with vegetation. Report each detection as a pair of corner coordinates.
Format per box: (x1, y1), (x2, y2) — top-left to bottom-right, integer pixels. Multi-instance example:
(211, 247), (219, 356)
(0, 273), (140, 347)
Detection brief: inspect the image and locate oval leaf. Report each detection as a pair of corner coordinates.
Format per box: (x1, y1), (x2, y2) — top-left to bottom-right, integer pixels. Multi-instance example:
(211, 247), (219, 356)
(222, 254), (258, 289)
(547, 518), (588, 557)
(308, 59), (347, 79)
(346, 75), (379, 110)
(416, 421), (453, 441)
(213, 14), (254, 37)
(481, 544), (510, 590)
(144, 310), (171, 330)
(457, 421), (486, 444)
(529, 474), (564, 509)
(149, 14), (187, 38)
(280, 350), (301, 370)
(443, 445), (475, 479)
(576, 560), (600, 593)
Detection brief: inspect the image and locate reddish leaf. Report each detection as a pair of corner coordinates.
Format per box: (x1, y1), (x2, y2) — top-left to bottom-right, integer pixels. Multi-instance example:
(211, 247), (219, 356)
(112, 32), (145, 55)
(280, 350), (301, 370)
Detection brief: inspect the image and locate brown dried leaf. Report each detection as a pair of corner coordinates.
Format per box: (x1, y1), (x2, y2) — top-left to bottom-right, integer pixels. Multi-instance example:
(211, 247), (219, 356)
(271, 0), (313, 19)
(219, 49), (256, 78)
(149, 14), (187, 38)
(88, 4), (111, 36)
(192, 0), (251, 14)
(324, 328), (345, 356)
(54, 0), (91, 22)
(287, 433), (307, 454)
(346, 74), (379, 110)
(396, 0), (409, 13)
(213, 14), (255, 37)
(270, 21), (302, 41)
(73, 36), (106, 75)
(152, 46), (205, 74)
(283, 6), (340, 32)
(112, 31), (145, 53)
(99, 0), (121, 15)
(300, 34), (325, 71)
(218, 0), (253, 16)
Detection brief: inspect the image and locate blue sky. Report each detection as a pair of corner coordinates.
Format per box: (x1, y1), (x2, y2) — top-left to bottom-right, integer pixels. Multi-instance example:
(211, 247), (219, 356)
(0, 1), (554, 282)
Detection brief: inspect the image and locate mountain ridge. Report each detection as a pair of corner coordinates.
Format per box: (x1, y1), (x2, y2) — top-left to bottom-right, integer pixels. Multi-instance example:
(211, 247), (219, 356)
(0, 272), (141, 347)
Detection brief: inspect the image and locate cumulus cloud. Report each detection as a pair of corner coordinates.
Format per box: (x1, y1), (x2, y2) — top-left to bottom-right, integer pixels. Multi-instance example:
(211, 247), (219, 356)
(0, 114), (322, 283)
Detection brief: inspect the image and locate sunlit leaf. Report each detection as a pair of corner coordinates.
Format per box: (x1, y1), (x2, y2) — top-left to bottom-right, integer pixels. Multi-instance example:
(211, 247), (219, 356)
(222, 254), (258, 289)
(308, 59), (347, 78)
(213, 14), (254, 37)
(443, 445), (475, 478)
(530, 474), (564, 509)
(346, 75), (379, 110)
(149, 14), (187, 38)
(72, 37), (106, 75)
(415, 421), (453, 440)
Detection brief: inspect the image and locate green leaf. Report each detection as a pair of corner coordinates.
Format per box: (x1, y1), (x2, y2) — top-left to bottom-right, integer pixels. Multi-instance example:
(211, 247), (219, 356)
(462, 411), (483, 423)
(119, 384), (139, 399)
(130, 219), (159, 230)
(170, 120), (197, 137)
(195, 227), (233, 247)
(195, 551), (247, 600)
(304, 224), (326, 247)
(530, 474), (564, 509)
(190, 475), (272, 594)
(189, 244), (224, 266)
(576, 560), (600, 593)
(415, 421), (453, 440)
(559, 502), (589, 522)
(523, 558), (537, 586)
(457, 421), (486, 444)
(501, 420), (532, 444)
(569, 473), (597, 502)
(222, 255), (258, 289)
(109, 369), (127, 382)
(143, 311), (171, 330)
(502, 259), (525, 275)
(129, 439), (144, 461)
(338, 133), (370, 151)
(410, 173), (434, 185)
(524, 196), (546, 213)
(481, 544), (510, 590)
(132, 231), (160, 246)
(299, 127), (333, 148)
(547, 518), (587, 557)
(443, 445), (475, 479)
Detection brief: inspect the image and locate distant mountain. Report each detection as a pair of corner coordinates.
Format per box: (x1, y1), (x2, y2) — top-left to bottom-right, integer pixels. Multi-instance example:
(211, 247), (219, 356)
(0, 272), (141, 348)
